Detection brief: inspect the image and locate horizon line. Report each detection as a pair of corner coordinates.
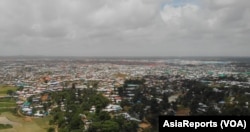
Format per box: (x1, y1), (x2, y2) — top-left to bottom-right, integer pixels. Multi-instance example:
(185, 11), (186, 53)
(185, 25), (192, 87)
(1, 55), (250, 58)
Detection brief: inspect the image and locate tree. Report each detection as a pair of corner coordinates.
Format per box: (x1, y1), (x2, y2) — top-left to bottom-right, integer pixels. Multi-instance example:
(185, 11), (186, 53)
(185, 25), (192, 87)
(123, 121), (138, 132)
(47, 127), (55, 132)
(97, 111), (111, 121)
(6, 90), (14, 96)
(204, 106), (220, 115)
(72, 83), (76, 89)
(27, 96), (33, 103)
(120, 100), (131, 108)
(89, 94), (110, 111)
(161, 93), (170, 109)
(150, 98), (159, 113)
(17, 86), (24, 91)
(113, 116), (139, 132)
(69, 115), (82, 130)
(118, 87), (124, 97)
(89, 120), (119, 132)
(189, 98), (199, 115)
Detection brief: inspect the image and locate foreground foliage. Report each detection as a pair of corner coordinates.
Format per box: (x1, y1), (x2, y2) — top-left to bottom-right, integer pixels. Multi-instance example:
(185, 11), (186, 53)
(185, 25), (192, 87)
(49, 88), (139, 132)
(0, 124), (13, 130)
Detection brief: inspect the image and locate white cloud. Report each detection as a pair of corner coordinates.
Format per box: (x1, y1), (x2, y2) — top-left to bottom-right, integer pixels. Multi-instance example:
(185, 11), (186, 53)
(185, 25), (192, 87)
(160, 4), (199, 26)
(90, 0), (157, 29)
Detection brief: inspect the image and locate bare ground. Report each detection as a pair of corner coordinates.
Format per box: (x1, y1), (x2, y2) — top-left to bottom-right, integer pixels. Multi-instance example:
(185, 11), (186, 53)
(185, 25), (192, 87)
(0, 112), (50, 132)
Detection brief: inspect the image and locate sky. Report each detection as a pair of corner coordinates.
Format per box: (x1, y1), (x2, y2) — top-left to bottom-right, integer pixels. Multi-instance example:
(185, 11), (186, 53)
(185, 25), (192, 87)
(0, 0), (249, 57)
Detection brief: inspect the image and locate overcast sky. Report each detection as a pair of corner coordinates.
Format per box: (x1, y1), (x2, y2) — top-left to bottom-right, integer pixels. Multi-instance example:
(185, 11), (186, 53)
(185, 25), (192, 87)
(0, 0), (249, 57)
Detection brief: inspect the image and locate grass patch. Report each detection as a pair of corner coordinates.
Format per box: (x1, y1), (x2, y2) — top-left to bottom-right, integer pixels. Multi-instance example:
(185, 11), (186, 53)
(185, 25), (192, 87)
(1, 112), (53, 132)
(0, 85), (17, 96)
(0, 108), (15, 114)
(33, 116), (52, 131)
(0, 124), (13, 129)
(0, 102), (16, 107)
(0, 112), (22, 122)
(0, 96), (17, 114)
(0, 98), (16, 104)
(0, 98), (15, 102)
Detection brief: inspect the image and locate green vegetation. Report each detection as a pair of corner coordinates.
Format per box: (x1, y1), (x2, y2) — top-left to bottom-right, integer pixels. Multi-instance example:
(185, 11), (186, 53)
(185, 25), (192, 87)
(88, 120), (119, 132)
(118, 79), (166, 132)
(178, 80), (250, 115)
(49, 88), (111, 131)
(33, 116), (52, 130)
(0, 98), (16, 108)
(0, 85), (17, 96)
(0, 112), (52, 132)
(0, 108), (15, 114)
(0, 102), (16, 107)
(47, 127), (55, 132)
(0, 85), (52, 132)
(48, 88), (139, 132)
(0, 123), (13, 130)
(0, 96), (16, 114)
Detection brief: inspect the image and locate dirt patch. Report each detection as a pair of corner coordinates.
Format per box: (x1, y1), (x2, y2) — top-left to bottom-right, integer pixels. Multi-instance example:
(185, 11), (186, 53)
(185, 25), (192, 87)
(0, 116), (21, 126)
(139, 123), (151, 128)
(138, 122), (151, 132)
(23, 117), (32, 122)
(41, 94), (48, 102)
(175, 108), (190, 116)
(113, 73), (127, 79)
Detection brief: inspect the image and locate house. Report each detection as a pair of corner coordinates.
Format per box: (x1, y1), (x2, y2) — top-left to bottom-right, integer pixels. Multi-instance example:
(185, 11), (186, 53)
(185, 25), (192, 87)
(102, 104), (122, 112)
(22, 101), (31, 108)
(89, 106), (96, 113)
(34, 111), (44, 117)
(117, 112), (141, 122)
(22, 107), (32, 112)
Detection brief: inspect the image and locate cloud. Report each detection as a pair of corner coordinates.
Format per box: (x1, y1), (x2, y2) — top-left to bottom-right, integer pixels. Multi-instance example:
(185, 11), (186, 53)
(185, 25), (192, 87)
(89, 0), (157, 28)
(0, 0), (249, 56)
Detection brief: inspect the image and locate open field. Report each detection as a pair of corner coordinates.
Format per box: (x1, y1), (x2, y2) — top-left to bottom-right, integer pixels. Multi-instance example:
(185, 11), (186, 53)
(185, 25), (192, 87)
(0, 85), (52, 132)
(0, 102), (16, 108)
(0, 112), (52, 132)
(0, 108), (15, 115)
(0, 123), (13, 130)
(0, 85), (17, 96)
(0, 97), (16, 114)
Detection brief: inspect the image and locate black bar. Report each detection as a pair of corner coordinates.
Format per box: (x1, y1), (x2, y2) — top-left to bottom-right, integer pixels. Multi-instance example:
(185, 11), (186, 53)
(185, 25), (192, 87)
(159, 116), (250, 132)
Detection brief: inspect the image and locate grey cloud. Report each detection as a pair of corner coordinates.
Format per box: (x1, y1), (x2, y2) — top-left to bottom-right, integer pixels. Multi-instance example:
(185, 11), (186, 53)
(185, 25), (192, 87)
(0, 0), (249, 56)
